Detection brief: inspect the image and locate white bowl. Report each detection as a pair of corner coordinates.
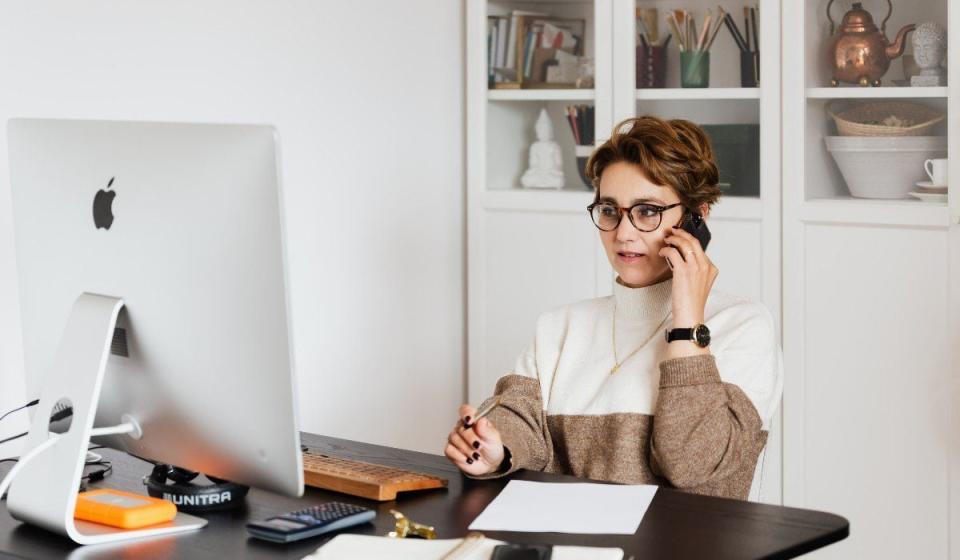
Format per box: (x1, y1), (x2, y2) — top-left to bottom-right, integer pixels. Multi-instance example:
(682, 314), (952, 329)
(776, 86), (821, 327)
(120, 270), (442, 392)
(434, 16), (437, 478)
(824, 136), (947, 199)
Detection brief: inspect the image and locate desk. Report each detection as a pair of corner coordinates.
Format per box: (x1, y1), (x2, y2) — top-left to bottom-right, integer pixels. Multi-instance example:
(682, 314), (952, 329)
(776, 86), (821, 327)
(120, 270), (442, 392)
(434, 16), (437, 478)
(0, 432), (848, 559)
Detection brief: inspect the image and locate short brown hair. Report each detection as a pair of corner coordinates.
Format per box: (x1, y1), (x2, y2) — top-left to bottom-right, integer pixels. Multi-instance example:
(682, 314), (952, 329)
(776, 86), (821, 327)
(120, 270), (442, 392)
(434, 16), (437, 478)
(585, 116), (722, 211)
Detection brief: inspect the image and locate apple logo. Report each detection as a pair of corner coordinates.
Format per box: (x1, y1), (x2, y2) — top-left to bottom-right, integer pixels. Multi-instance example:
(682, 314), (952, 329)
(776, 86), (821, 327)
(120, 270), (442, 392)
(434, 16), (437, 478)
(92, 177), (116, 230)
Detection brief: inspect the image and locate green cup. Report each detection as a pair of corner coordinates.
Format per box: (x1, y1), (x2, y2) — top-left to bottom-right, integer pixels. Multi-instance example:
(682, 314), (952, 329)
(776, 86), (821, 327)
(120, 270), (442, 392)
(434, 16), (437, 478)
(680, 51), (710, 88)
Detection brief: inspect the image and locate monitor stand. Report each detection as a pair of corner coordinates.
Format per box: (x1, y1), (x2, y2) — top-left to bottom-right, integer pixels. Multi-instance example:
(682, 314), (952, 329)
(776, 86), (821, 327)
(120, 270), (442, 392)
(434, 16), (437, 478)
(5, 293), (207, 545)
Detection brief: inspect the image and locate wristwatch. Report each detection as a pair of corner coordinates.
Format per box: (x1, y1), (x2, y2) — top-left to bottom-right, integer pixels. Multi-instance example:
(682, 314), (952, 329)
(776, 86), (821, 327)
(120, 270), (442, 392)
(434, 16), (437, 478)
(665, 324), (711, 348)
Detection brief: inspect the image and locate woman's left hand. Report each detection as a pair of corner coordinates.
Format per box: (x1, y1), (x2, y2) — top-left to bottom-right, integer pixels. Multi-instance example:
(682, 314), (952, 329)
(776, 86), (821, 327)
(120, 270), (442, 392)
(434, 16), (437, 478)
(658, 226), (719, 329)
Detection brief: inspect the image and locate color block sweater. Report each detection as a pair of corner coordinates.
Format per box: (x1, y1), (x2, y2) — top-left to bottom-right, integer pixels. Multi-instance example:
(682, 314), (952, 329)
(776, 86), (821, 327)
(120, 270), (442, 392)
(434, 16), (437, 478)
(476, 278), (784, 500)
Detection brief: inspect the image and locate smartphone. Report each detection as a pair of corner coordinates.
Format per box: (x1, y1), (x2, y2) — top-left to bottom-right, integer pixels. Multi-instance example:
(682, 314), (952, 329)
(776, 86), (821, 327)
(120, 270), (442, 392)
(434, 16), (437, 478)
(491, 543), (553, 560)
(679, 211), (711, 251)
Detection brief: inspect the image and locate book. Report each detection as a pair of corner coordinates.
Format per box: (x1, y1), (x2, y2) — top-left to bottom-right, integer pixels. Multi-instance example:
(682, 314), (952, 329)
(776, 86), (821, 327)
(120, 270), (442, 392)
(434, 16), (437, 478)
(505, 13), (518, 71)
(496, 17), (508, 73)
(306, 534), (624, 560)
(487, 18), (497, 84)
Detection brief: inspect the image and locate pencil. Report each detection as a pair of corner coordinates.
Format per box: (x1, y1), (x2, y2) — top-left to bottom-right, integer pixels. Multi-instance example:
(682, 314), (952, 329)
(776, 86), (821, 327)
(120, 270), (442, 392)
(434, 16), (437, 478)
(466, 396), (502, 427)
(698, 13), (712, 51)
(723, 12), (748, 52)
(667, 13), (684, 52)
(750, 6), (759, 52)
(704, 8), (726, 51)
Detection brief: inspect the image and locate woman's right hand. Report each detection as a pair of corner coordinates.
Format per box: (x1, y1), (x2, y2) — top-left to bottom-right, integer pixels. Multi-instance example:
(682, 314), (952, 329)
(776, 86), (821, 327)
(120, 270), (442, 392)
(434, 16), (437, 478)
(444, 404), (506, 476)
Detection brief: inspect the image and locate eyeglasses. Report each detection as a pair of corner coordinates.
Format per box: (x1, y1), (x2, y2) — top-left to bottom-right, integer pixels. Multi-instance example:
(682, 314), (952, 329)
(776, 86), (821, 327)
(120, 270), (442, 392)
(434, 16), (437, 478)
(587, 201), (683, 232)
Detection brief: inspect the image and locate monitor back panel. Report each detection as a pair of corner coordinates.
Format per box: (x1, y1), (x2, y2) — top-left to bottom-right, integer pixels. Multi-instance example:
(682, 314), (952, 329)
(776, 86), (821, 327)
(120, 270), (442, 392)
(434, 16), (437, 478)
(8, 118), (302, 497)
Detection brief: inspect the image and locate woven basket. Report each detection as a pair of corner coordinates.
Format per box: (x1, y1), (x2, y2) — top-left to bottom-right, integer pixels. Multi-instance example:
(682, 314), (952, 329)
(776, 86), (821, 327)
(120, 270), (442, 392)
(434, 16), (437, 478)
(828, 101), (944, 137)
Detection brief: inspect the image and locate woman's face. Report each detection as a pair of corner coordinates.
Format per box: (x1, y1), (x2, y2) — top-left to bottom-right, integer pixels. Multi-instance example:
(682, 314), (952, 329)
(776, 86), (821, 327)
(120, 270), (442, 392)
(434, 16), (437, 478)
(595, 161), (688, 288)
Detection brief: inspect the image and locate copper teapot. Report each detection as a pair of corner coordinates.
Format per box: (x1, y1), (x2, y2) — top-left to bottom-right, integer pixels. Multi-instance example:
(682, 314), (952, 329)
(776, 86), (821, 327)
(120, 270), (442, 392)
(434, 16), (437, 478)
(827, 0), (914, 86)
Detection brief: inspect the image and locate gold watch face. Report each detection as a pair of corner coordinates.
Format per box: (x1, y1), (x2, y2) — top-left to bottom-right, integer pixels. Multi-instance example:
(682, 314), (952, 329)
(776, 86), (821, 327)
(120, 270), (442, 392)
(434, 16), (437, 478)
(694, 324), (711, 347)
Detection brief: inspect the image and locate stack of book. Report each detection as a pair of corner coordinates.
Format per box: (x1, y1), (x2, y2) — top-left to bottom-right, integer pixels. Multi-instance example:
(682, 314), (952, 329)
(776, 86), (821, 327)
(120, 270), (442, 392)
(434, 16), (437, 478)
(487, 10), (586, 89)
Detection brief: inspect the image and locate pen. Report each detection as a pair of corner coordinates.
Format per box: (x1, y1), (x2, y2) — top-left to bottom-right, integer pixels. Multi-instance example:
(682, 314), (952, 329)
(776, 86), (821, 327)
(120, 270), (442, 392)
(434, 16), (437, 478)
(464, 396), (502, 428)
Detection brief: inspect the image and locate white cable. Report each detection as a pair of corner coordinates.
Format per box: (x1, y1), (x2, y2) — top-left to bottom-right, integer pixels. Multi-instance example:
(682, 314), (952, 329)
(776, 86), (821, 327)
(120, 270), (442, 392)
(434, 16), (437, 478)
(0, 421), (135, 500)
(0, 436), (59, 500)
(90, 422), (135, 437)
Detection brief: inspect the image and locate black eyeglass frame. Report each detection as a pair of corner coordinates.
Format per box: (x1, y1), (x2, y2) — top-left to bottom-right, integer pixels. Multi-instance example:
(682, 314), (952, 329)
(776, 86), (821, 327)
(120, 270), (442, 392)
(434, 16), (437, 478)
(586, 201), (684, 232)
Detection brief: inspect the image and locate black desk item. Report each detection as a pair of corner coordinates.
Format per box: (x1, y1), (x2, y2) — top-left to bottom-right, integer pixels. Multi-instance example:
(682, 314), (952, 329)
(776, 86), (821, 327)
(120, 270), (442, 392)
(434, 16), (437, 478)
(246, 502), (374, 543)
(492, 542), (553, 560)
(0, 432), (848, 559)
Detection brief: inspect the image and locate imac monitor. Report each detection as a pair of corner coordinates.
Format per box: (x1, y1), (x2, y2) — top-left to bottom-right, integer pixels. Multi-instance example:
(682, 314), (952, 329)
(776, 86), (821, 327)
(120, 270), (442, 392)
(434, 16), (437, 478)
(7, 118), (304, 500)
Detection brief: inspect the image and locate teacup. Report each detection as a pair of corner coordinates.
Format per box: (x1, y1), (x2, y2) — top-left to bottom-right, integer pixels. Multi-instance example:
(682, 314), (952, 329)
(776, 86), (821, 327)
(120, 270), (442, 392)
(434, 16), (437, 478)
(924, 158), (948, 186)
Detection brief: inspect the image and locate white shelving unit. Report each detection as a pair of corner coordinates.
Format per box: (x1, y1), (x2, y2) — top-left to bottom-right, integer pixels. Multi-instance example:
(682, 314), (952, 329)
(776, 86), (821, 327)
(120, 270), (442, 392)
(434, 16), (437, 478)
(782, 0), (959, 559)
(806, 86), (949, 99)
(635, 87), (761, 100)
(467, 0), (614, 411)
(613, 0), (783, 504)
(468, 0), (783, 506)
(470, 0), (960, 555)
(487, 89), (596, 100)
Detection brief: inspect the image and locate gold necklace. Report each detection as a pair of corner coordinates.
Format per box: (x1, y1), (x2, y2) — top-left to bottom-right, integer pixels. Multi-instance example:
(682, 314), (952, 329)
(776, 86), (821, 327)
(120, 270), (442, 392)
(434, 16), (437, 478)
(610, 299), (670, 374)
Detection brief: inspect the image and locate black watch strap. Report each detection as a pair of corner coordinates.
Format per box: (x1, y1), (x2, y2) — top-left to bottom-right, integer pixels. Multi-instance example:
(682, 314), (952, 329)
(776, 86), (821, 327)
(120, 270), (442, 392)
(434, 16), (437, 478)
(665, 328), (694, 343)
(665, 324), (711, 348)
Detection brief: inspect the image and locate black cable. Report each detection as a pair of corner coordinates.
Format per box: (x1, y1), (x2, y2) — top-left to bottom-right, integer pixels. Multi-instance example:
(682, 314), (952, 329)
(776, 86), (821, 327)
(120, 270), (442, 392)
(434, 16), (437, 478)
(0, 399), (39, 424)
(0, 406), (74, 447)
(83, 460), (113, 483)
(0, 432), (27, 446)
(1, 458), (114, 501)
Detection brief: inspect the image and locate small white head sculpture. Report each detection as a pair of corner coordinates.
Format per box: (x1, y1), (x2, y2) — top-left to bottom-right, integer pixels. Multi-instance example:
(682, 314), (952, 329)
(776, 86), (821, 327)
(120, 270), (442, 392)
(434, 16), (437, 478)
(534, 108), (554, 141)
(912, 22), (947, 73)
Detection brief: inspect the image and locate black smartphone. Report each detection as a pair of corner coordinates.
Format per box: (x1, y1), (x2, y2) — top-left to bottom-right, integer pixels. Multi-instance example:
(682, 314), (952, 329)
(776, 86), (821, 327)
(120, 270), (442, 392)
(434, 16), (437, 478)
(679, 211), (711, 251)
(491, 543), (553, 560)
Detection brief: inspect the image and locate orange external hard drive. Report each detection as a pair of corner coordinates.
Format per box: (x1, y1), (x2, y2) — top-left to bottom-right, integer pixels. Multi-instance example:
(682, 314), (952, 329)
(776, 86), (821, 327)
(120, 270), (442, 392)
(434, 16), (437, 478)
(75, 488), (177, 529)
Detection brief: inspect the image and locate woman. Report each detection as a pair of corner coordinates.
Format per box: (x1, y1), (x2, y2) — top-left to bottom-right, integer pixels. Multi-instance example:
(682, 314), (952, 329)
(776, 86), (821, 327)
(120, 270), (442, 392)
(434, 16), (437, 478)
(445, 116), (783, 500)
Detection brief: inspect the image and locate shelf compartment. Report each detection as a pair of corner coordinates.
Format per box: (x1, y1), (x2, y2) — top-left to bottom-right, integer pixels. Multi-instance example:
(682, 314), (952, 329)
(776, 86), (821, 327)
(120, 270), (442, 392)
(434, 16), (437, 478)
(806, 87), (949, 99)
(488, 89), (595, 101)
(636, 88), (760, 101)
(800, 198), (949, 228)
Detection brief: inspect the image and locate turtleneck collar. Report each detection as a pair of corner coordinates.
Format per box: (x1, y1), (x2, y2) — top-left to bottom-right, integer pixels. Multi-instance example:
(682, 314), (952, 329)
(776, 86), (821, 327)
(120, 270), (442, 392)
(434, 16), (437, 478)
(613, 276), (673, 322)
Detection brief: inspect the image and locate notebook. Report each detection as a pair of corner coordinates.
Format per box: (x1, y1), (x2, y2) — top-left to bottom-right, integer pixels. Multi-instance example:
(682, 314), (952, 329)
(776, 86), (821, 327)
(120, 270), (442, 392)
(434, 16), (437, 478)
(305, 534), (623, 560)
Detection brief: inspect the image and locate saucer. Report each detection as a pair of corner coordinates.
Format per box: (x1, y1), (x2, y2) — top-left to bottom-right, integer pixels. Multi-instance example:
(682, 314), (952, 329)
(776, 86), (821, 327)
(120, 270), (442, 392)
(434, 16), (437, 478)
(908, 191), (947, 203)
(916, 180), (948, 190)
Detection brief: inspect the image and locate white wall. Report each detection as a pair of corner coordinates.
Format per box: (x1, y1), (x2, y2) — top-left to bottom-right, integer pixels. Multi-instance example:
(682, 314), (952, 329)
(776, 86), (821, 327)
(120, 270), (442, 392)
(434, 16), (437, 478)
(0, 1), (465, 456)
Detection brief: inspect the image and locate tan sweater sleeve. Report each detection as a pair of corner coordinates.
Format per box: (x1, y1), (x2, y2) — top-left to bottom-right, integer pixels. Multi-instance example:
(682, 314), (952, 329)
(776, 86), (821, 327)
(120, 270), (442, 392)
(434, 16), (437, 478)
(467, 374), (553, 479)
(650, 354), (767, 499)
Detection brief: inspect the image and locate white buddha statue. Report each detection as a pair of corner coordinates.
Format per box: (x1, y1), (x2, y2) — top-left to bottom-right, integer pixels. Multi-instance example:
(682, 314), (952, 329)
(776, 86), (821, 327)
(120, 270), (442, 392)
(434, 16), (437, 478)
(521, 109), (565, 189)
(911, 22), (947, 87)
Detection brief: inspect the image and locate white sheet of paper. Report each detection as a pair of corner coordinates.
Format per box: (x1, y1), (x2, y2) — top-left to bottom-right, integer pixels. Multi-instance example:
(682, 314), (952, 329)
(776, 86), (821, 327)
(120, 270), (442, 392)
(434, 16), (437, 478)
(468, 480), (658, 534)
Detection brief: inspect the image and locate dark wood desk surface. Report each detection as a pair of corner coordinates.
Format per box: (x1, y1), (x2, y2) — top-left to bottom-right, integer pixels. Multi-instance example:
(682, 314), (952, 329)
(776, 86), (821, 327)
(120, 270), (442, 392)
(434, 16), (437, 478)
(0, 433), (848, 559)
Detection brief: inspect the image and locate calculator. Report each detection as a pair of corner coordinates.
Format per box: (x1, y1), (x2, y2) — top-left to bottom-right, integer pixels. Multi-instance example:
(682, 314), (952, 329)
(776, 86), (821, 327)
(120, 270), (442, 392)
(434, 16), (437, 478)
(246, 502), (376, 543)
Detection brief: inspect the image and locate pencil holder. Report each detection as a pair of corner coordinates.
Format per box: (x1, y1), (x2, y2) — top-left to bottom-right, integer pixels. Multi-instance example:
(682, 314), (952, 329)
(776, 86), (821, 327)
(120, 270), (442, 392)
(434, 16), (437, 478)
(680, 51), (710, 88)
(575, 145), (594, 190)
(740, 51), (759, 87)
(636, 45), (667, 88)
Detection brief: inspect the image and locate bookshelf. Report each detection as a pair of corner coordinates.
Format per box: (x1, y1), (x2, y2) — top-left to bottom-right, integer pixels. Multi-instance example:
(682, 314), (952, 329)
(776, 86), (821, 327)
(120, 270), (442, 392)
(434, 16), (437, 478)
(487, 89), (596, 100)
(806, 86), (949, 99)
(467, 0), (782, 506)
(782, 1), (959, 559)
(612, 0), (782, 506)
(469, 0), (960, 552)
(468, 0), (613, 421)
(635, 87), (760, 100)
